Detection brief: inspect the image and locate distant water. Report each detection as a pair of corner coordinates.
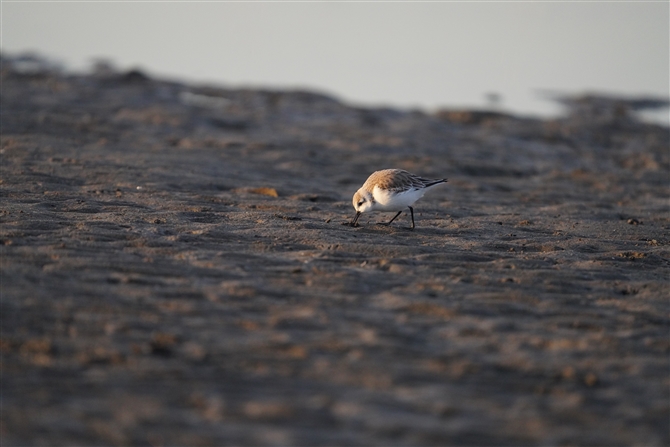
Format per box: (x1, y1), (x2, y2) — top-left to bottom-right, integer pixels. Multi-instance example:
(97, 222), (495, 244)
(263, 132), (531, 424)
(3, 1), (668, 124)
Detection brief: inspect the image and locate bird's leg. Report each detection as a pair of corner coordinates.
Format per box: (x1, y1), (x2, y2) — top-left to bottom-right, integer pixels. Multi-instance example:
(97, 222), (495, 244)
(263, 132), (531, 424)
(382, 210), (403, 226)
(351, 211), (362, 227)
(408, 206), (415, 230)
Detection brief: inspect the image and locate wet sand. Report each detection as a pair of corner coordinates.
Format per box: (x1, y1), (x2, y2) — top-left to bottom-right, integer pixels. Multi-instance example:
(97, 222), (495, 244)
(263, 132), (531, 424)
(2, 59), (669, 445)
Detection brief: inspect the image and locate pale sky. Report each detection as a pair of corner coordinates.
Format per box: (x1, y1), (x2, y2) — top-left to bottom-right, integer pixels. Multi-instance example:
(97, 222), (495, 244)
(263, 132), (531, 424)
(3, 1), (669, 118)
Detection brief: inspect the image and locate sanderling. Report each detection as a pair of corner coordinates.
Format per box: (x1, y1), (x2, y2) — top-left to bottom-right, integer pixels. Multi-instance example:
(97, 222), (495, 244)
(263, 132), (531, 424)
(351, 169), (447, 230)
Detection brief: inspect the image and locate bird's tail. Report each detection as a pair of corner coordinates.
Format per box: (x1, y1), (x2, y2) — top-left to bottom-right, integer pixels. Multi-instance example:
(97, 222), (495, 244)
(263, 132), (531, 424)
(424, 178), (448, 187)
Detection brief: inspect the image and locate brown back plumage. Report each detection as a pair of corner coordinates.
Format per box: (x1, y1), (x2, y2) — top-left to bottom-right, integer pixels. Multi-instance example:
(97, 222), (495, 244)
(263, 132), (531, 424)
(362, 169), (446, 192)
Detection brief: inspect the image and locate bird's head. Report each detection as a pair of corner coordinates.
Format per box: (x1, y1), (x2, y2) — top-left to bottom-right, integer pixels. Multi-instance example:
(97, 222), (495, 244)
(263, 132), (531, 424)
(352, 189), (374, 213)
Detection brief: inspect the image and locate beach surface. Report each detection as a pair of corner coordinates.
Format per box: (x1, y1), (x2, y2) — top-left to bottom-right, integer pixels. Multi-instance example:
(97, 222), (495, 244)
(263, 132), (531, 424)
(2, 58), (669, 445)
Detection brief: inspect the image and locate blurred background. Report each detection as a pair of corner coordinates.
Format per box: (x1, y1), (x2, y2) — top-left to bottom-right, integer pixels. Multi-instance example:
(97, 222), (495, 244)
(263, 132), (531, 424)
(3, 1), (668, 122)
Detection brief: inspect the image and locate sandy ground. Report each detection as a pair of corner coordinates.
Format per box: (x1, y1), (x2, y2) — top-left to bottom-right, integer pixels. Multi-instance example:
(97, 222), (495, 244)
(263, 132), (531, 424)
(2, 58), (669, 446)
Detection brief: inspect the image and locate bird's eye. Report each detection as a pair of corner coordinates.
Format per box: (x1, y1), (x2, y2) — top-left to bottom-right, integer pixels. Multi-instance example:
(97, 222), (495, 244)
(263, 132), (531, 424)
(358, 201), (364, 207)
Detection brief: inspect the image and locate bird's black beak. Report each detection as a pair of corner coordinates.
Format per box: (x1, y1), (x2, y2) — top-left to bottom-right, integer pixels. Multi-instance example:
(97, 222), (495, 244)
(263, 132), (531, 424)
(351, 211), (361, 227)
